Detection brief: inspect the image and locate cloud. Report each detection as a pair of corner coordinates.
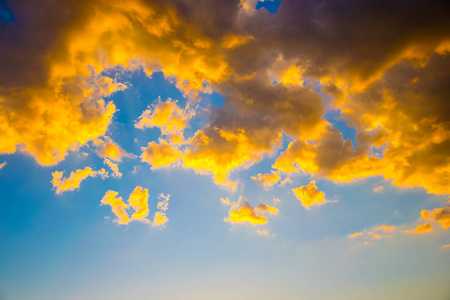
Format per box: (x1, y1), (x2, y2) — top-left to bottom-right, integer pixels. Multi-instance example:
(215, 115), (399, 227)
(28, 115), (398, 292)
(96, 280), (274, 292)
(251, 170), (281, 189)
(141, 139), (182, 169)
(152, 211), (169, 227)
(421, 207), (450, 229)
(127, 186), (150, 223)
(52, 167), (106, 194)
(224, 200), (268, 225)
(254, 203), (278, 215)
(373, 185), (384, 192)
(101, 186), (152, 225)
(348, 225), (397, 244)
(404, 223), (433, 234)
(224, 196), (278, 225)
(101, 190), (131, 225)
(292, 181), (327, 209)
(220, 197), (231, 205)
(135, 98), (193, 137)
(0, 161), (6, 170)
(104, 158), (122, 178)
(157, 193), (170, 211)
(153, 194), (170, 226)
(93, 137), (135, 162)
(152, 193), (170, 227)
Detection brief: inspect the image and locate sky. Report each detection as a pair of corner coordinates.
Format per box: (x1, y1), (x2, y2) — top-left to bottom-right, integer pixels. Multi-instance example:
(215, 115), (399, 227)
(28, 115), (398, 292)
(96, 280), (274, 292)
(0, 0), (450, 299)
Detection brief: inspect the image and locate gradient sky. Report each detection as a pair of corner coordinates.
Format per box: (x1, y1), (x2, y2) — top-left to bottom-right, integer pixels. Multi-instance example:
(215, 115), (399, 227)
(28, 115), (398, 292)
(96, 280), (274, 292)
(1, 0), (450, 299)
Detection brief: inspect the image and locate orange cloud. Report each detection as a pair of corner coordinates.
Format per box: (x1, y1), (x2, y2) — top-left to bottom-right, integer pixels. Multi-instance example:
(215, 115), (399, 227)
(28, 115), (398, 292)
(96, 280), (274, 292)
(257, 229), (269, 236)
(0, 162), (6, 171)
(224, 200), (268, 225)
(404, 223), (433, 234)
(292, 181), (327, 209)
(141, 139), (182, 169)
(255, 203), (278, 215)
(93, 137), (135, 162)
(251, 171), (281, 189)
(348, 225), (396, 244)
(183, 128), (277, 190)
(135, 98), (193, 136)
(101, 190), (130, 225)
(224, 196), (278, 226)
(127, 186), (150, 223)
(52, 167), (106, 194)
(421, 207), (450, 229)
(104, 158), (122, 178)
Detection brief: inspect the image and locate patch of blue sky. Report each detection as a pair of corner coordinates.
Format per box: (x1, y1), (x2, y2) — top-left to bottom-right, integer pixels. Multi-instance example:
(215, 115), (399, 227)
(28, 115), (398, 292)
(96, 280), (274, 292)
(0, 4), (14, 22)
(255, 0), (282, 14)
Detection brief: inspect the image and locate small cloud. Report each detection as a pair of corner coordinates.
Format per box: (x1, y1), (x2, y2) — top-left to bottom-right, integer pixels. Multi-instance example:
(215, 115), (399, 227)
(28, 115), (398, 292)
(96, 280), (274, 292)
(348, 232), (364, 238)
(421, 206), (450, 229)
(373, 185), (384, 192)
(251, 170), (281, 189)
(443, 244), (450, 249)
(104, 158), (122, 178)
(93, 136), (136, 162)
(152, 193), (170, 227)
(273, 198), (280, 203)
(292, 181), (327, 209)
(224, 196), (277, 226)
(220, 197), (231, 205)
(404, 223), (433, 234)
(52, 167), (106, 194)
(257, 229), (269, 235)
(141, 139), (182, 169)
(0, 161), (6, 170)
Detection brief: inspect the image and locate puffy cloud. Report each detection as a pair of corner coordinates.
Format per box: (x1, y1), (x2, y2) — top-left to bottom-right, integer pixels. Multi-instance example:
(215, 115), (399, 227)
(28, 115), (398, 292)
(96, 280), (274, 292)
(135, 98), (193, 136)
(421, 207), (450, 229)
(141, 139), (182, 169)
(292, 181), (327, 209)
(404, 223), (433, 234)
(104, 158), (122, 178)
(152, 212), (169, 227)
(101, 186), (151, 225)
(127, 186), (150, 223)
(52, 167), (106, 194)
(224, 196), (278, 225)
(251, 171), (281, 189)
(101, 190), (130, 225)
(224, 200), (268, 225)
(93, 137), (135, 162)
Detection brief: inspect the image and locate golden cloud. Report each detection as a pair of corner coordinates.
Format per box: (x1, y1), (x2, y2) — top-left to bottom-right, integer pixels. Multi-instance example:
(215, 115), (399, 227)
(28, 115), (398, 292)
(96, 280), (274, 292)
(127, 186), (150, 223)
(251, 171), (281, 189)
(421, 207), (450, 229)
(141, 139), (183, 169)
(404, 223), (433, 234)
(101, 190), (131, 225)
(93, 137), (135, 162)
(292, 181), (327, 209)
(52, 167), (106, 194)
(224, 196), (278, 226)
(135, 98), (193, 136)
(104, 158), (122, 178)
